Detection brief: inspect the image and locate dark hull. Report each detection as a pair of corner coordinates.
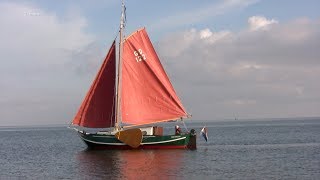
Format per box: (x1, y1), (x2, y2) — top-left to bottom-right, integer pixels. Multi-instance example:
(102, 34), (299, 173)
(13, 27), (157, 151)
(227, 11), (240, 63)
(79, 132), (196, 150)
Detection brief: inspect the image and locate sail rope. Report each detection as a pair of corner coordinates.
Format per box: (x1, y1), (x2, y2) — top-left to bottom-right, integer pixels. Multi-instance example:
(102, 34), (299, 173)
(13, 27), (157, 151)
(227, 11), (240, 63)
(181, 118), (189, 132)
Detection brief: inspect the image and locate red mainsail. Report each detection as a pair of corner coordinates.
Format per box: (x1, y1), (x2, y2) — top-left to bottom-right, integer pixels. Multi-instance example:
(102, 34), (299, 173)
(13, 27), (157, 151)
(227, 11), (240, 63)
(121, 28), (187, 125)
(72, 41), (116, 128)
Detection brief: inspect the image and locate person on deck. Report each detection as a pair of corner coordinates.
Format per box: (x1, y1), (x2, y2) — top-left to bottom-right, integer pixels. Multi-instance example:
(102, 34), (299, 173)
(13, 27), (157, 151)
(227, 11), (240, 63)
(175, 125), (181, 135)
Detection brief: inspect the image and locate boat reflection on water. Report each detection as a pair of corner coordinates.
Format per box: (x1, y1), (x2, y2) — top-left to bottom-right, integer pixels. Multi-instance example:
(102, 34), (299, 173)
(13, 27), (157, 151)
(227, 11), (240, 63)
(75, 150), (120, 179)
(76, 149), (185, 179)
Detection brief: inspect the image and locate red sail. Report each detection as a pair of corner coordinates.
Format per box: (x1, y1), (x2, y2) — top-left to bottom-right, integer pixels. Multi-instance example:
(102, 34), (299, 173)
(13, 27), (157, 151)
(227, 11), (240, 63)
(121, 28), (187, 125)
(72, 41), (116, 128)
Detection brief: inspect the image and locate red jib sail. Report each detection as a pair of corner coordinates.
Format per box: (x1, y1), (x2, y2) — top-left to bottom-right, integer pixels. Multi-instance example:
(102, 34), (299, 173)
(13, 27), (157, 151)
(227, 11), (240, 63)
(121, 28), (187, 125)
(72, 41), (116, 128)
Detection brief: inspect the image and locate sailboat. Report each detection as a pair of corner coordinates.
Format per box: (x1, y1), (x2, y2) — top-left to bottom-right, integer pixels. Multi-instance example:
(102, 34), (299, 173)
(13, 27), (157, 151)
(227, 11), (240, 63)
(70, 1), (196, 150)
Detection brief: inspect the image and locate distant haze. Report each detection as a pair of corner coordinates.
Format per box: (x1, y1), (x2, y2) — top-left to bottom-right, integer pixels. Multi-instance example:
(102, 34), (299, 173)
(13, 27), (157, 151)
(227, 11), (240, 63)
(0, 1), (319, 126)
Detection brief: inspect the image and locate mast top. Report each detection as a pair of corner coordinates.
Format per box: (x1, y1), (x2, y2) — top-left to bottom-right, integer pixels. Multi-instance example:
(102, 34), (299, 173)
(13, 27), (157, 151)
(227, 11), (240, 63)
(120, 0), (126, 30)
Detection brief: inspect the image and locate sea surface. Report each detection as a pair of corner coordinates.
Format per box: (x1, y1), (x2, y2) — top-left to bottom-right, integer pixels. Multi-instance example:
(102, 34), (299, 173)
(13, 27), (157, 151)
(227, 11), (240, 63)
(1, 118), (320, 179)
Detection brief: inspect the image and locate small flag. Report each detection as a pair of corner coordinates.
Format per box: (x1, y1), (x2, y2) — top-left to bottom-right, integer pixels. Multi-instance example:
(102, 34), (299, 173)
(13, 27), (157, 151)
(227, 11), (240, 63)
(201, 126), (208, 142)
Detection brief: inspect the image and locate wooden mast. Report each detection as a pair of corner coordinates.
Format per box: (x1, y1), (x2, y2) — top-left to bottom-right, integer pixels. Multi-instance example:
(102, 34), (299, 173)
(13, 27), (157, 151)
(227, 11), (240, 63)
(115, 0), (125, 130)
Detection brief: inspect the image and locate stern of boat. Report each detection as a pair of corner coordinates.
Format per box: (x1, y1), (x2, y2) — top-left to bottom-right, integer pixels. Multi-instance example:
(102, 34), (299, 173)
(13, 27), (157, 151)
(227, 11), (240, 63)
(187, 129), (197, 150)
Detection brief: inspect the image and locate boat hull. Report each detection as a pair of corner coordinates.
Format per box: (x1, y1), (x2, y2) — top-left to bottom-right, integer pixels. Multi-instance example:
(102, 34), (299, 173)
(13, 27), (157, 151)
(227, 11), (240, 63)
(78, 132), (196, 150)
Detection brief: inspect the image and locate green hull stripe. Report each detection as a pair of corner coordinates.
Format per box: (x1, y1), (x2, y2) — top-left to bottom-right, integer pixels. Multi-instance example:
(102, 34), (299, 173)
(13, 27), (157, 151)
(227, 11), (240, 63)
(79, 134), (187, 146)
(79, 136), (125, 145)
(141, 137), (186, 145)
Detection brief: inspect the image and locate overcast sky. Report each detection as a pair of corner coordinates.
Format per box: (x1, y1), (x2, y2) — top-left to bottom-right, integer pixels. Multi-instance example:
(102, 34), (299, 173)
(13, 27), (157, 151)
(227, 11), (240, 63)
(1, 0), (319, 126)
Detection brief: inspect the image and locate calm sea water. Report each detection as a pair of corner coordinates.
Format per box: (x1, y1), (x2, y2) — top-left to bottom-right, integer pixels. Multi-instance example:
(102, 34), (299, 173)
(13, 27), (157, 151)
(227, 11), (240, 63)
(1, 119), (320, 179)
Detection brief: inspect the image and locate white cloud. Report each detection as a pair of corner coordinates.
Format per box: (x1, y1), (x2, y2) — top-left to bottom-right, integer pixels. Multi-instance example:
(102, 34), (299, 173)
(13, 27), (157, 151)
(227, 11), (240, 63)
(200, 29), (213, 39)
(248, 16), (278, 31)
(0, 3), (94, 65)
(157, 17), (320, 120)
(199, 28), (232, 44)
(0, 2), (99, 126)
